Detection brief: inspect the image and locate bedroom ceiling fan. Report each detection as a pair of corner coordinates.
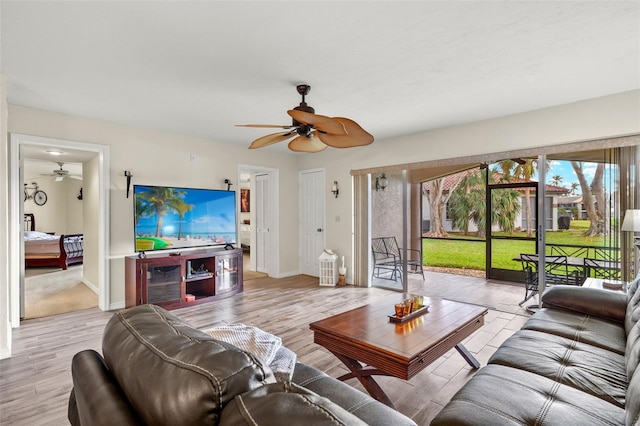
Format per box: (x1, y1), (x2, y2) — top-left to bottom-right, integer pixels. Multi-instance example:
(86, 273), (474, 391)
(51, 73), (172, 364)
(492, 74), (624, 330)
(236, 84), (374, 153)
(43, 162), (82, 182)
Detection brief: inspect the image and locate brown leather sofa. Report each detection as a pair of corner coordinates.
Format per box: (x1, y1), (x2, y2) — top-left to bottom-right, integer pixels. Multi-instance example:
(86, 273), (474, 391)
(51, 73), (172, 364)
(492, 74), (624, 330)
(67, 304), (417, 426)
(432, 275), (640, 425)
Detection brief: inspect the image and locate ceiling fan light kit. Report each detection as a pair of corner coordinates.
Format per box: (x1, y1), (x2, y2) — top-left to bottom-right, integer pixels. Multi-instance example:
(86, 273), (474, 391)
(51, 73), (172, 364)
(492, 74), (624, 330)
(238, 84), (374, 153)
(44, 162), (82, 182)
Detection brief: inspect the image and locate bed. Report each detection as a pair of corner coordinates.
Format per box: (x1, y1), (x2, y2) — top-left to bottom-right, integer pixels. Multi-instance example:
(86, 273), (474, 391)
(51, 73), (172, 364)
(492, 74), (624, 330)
(24, 213), (84, 270)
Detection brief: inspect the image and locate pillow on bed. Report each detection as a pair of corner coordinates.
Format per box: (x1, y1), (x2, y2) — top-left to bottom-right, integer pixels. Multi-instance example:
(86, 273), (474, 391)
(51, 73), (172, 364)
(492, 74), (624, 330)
(24, 231), (56, 240)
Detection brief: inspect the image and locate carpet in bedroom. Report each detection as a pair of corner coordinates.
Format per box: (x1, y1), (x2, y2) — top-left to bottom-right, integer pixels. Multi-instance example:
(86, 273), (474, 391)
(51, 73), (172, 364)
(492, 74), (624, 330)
(24, 266), (98, 319)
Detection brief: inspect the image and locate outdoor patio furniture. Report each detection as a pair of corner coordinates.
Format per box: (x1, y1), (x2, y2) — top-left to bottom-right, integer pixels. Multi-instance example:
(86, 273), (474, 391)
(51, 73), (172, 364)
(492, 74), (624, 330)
(371, 237), (424, 281)
(518, 254), (583, 310)
(519, 254), (540, 307)
(584, 257), (622, 280)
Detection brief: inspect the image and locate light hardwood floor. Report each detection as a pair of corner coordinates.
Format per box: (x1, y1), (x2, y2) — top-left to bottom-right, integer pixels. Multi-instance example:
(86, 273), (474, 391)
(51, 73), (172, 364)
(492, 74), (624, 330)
(0, 271), (531, 425)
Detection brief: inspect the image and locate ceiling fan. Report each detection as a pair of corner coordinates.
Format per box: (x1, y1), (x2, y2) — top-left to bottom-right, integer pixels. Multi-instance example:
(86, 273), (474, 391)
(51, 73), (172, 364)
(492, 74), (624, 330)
(43, 162), (82, 182)
(236, 84), (374, 153)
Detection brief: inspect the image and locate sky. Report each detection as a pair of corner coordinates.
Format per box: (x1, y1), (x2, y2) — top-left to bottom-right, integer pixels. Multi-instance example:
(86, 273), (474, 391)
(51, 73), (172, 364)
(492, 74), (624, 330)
(541, 160), (600, 195)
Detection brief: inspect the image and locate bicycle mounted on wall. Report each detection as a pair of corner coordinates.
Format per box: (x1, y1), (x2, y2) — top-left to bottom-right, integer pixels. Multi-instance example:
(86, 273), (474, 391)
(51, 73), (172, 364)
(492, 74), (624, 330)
(24, 182), (48, 206)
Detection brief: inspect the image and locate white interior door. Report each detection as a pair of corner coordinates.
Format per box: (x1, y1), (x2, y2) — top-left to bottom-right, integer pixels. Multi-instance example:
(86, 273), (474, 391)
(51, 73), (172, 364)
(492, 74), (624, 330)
(255, 173), (269, 273)
(300, 169), (325, 276)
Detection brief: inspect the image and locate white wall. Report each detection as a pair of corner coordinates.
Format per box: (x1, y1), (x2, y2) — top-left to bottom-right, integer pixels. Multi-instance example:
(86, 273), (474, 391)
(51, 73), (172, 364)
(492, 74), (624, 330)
(0, 75), (10, 359)
(83, 155), (100, 293)
(23, 175), (83, 234)
(298, 90), (640, 284)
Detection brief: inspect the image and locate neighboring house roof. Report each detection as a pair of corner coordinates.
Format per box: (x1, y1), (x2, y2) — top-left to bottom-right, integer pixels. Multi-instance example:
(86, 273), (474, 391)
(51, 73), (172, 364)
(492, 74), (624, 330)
(423, 169), (571, 195)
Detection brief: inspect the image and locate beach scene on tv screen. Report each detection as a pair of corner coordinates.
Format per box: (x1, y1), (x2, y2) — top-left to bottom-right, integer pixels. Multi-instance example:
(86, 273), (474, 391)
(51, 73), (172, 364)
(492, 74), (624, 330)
(134, 185), (237, 251)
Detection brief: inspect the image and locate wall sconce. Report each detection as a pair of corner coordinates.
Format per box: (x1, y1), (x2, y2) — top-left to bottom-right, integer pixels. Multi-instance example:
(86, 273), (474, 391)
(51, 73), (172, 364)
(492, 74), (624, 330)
(124, 170), (133, 198)
(375, 173), (388, 191)
(331, 181), (339, 198)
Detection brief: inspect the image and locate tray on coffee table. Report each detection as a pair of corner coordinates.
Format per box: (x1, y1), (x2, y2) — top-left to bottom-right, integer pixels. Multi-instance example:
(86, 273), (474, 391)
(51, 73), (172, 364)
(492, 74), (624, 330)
(388, 305), (430, 323)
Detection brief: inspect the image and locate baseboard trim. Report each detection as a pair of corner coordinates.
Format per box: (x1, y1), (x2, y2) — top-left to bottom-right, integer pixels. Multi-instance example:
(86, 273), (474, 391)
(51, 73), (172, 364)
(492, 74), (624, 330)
(82, 278), (99, 294)
(273, 270), (301, 278)
(109, 301), (125, 311)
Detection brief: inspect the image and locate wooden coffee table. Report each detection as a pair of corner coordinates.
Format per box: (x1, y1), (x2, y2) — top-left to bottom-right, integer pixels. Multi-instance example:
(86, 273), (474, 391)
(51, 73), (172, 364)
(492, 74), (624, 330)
(309, 295), (487, 408)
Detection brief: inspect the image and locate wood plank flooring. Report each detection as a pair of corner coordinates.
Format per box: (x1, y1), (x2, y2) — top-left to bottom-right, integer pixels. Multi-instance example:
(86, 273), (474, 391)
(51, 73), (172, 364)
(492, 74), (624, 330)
(0, 271), (531, 425)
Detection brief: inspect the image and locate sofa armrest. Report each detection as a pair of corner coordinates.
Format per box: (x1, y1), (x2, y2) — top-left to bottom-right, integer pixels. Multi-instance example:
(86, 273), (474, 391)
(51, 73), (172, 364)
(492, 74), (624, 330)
(292, 362), (417, 426)
(69, 350), (142, 426)
(541, 285), (627, 323)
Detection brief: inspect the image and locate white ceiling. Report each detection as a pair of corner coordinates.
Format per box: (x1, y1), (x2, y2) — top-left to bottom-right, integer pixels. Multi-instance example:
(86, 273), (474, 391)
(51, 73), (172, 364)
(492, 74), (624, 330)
(2, 1), (639, 154)
(21, 146), (85, 180)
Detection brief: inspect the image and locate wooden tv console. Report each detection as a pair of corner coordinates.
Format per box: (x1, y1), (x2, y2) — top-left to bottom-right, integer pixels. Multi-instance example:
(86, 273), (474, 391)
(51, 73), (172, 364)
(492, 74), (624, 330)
(125, 247), (243, 310)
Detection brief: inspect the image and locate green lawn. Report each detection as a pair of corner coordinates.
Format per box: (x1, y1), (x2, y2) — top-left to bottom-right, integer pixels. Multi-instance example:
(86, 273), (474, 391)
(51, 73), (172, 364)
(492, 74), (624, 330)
(423, 220), (615, 272)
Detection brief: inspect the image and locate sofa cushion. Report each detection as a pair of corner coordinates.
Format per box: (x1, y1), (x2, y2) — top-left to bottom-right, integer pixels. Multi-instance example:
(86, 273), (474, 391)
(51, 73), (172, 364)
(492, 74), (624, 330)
(541, 285), (627, 323)
(102, 304), (275, 426)
(626, 358), (640, 426)
(488, 329), (627, 407)
(628, 321), (640, 378)
(430, 364), (625, 426)
(626, 276), (640, 336)
(219, 382), (368, 425)
(522, 308), (627, 355)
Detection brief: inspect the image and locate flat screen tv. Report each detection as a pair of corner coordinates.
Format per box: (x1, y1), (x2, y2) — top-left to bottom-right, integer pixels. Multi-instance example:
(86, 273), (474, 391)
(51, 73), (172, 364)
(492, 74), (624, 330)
(133, 185), (237, 252)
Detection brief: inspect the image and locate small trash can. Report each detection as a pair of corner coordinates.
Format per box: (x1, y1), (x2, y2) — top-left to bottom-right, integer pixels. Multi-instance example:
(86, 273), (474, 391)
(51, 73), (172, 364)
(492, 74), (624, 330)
(558, 215), (571, 230)
(319, 250), (338, 286)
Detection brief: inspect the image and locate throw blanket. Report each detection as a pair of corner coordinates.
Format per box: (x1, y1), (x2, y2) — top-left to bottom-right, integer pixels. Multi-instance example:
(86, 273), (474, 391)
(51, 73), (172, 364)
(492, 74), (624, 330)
(202, 324), (297, 383)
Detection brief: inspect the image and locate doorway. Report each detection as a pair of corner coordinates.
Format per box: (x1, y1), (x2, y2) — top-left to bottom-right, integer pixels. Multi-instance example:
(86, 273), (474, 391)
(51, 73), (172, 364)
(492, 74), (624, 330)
(22, 155), (96, 319)
(9, 134), (110, 328)
(237, 164), (279, 278)
(299, 168), (325, 277)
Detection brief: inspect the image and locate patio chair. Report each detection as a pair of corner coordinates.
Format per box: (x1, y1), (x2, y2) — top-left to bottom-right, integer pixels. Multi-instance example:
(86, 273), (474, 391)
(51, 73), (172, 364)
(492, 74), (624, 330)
(543, 255), (584, 286)
(372, 237), (401, 281)
(584, 258), (621, 280)
(372, 237), (424, 281)
(518, 254), (583, 310)
(519, 254), (540, 307)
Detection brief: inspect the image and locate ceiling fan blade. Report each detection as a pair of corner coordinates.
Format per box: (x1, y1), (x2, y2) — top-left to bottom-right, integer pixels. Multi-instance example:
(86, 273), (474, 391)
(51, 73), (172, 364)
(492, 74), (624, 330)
(287, 110), (346, 135)
(70, 175), (83, 180)
(248, 131), (296, 149)
(236, 124), (296, 129)
(287, 133), (328, 153)
(317, 117), (374, 148)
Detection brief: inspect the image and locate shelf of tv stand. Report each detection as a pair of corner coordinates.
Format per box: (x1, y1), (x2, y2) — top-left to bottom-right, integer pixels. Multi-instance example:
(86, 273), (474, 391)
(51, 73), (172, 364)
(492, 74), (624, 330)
(186, 272), (214, 282)
(124, 247), (243, 310)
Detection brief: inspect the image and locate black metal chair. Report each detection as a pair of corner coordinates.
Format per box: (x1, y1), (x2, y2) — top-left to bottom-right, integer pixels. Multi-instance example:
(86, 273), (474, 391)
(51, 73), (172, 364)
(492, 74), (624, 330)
(372, 237), (401, 281)
(519, 254), (541, 307)
(519, 254), (583, 311)
(372, 237), (424, 281)
(584, 258), (621, 280)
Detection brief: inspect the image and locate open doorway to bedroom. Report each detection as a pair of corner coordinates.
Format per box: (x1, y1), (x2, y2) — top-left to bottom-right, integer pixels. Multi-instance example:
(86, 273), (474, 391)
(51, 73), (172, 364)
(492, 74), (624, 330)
(9, 133), (110, 326)
(22, 149), (96, 319)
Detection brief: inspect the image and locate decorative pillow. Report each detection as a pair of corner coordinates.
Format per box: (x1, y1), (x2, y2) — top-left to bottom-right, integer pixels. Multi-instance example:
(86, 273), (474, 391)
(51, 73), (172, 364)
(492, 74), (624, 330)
(102, 304), (275, 425)
(220, 382), (368, 425)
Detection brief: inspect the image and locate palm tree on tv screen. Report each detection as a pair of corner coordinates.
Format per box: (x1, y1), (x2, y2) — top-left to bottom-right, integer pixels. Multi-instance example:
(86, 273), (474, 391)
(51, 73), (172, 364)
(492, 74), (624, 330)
(166, 197), (194, 240)
(135, 195), (154, 226)
(137, 187), (187, 238)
